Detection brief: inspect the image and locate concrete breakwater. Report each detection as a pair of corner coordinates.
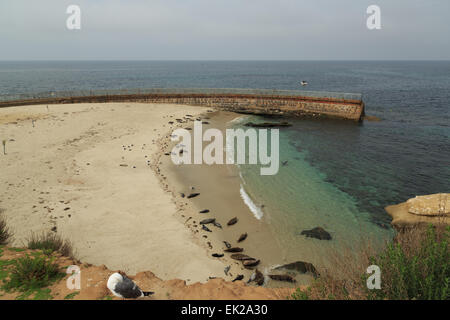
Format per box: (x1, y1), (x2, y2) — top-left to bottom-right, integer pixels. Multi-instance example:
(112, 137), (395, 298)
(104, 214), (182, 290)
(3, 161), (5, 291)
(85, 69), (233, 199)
(0, 88), (365, 121)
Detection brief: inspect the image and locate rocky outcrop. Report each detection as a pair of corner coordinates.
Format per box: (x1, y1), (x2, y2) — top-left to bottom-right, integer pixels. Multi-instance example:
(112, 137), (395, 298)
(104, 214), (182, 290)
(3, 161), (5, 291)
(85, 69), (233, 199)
(385, 193), (449, 231)
(300, 227), (332, 240)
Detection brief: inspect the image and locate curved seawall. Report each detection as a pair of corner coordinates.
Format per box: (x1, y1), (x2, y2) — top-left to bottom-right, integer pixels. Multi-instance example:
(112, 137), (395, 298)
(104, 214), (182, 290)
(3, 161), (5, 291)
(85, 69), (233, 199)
(0, 88), (364, 121)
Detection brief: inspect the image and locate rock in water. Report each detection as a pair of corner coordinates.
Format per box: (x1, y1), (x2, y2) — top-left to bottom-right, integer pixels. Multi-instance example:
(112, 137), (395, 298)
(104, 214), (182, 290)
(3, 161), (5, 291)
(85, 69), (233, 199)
(232, 275), (244, 282)
(223, 241), (232, 249)
(268, 274), (296, 283)
(202, 225), (212, 232)
(227, 217), (238, 226)
(274, 261), (319, 278)
(187, 193), (200, 199)
(300, 227), (332, 240)
(224, 247), (244, 253)
(200, 218), (216, 225)
(237, 233), (248, 242)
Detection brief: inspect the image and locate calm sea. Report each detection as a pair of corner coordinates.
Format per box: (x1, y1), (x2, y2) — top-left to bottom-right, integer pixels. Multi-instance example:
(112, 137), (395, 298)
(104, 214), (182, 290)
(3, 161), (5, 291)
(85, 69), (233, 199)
(1, 61), (449, 259)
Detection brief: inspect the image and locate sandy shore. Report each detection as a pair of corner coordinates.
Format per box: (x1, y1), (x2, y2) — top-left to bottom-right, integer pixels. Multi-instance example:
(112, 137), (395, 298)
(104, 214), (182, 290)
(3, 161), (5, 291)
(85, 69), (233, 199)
(0, 102), (233, 284)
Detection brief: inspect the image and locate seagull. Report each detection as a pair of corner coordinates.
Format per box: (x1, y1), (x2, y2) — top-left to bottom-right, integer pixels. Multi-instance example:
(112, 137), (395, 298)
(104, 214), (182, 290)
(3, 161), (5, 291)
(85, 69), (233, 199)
(300, 81), (308, 86)
(107, 271), (154, 299)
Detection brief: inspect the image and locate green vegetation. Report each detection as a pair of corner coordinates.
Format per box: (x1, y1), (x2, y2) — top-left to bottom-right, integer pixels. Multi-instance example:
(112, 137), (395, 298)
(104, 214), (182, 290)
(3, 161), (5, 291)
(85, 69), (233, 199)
(0, 214), (13, 245)
(292, 225), (449, 300)
(64, 291), (80, 300)
(26, 232), (74, 258)
(1, 253), (64, 297)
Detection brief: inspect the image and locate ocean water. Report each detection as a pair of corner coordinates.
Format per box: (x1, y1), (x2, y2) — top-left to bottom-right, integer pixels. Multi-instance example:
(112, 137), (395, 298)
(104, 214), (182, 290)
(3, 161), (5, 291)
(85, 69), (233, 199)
(1, 61), (449, 258)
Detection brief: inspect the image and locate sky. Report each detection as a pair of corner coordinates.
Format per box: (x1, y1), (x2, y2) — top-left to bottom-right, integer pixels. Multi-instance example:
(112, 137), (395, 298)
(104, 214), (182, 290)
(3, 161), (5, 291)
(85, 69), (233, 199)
(0, 0), (449, 60)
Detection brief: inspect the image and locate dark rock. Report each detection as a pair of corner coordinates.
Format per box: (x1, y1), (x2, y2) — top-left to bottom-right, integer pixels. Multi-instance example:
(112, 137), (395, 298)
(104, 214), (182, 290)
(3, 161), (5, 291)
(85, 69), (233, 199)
(268, 274), (296, 283)
(237, 233), (247, 243)
(300, 227), (332, 240)
(245, 122), (292, 128)
(227, 217), (238, 226)
(274, 261), (319, 277)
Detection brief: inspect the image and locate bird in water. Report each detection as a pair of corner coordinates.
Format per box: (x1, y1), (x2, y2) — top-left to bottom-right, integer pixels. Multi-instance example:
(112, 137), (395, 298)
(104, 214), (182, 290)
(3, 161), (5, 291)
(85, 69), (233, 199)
(107, 271), (154, 299)
(300, 81), (308, 86)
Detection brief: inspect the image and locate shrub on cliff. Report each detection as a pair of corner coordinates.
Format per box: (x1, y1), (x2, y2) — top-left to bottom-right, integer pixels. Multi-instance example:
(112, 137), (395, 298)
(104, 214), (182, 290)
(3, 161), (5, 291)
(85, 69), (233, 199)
(292, 224), (449, 300)
(26, 232), (74, 258)
(2, 254), (63, 293)
(0, 213), (13, 245)
(367, 225), (449, 300)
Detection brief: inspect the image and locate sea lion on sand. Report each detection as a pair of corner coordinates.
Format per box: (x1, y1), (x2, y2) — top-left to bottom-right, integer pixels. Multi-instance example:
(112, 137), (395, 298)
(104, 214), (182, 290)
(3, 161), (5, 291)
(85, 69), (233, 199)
(224, 247), (244, 253)
(232, 275), (244, 282)
(227, 217), (238, 226)
(230, 254), (254, 261)
(187, 193), (200, 199)
(237, 233), (247, 243)
(202, 225), (212, 232)
(200, 218), (216, 225)
(199, 209), (210, 213)
(212, 253), (224, 258)
(243, 259), (260, 267)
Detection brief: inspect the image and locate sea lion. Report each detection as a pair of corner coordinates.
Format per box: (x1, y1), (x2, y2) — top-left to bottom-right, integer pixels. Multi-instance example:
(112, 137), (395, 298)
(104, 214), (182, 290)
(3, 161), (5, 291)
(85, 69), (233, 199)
(254, 269), (264, 286)
(224, 265), (231, 276)
(200, 218), (216, 225)
(237, 233), (248, 243)
(187, 193), (200, 199)
(199, 209), (210, 213)
(232, 275), (244, 282)
(202, 225), (212, 232)
(212, 253), (224, 258)
(268, 274), (296, 283)
(243, 259), (260, 267)
(227, 217), (238, 226)
(230, 254), (254, 261)
(223, 241), (232, 249)
(224, 247), (244, 253)
(180, 193), (185, 198)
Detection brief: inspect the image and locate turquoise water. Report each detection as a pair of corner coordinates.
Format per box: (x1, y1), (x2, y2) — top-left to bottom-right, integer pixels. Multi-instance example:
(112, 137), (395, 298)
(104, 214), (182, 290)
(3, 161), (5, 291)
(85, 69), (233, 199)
(232, 117), (394, 265)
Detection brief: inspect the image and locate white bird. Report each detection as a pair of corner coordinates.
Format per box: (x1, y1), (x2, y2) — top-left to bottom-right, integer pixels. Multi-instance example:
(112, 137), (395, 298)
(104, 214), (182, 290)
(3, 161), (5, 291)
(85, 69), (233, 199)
(107, 272), (154, 299)
(300, 81), (308, 86)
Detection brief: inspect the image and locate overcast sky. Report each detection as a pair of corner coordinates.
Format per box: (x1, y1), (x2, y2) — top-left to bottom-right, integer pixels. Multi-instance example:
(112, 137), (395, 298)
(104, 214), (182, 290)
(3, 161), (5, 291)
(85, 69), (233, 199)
(0, 0), (449, 60)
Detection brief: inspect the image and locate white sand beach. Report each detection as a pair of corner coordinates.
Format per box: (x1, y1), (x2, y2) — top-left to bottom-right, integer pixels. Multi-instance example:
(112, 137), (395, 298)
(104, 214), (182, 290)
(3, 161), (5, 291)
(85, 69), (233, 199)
(0, 102), (230, 283)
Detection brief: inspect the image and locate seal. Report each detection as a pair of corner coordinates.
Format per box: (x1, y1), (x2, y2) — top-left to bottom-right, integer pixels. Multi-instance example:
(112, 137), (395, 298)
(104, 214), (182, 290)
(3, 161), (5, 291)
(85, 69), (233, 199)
(227, 217), (238, 226)
(237, 233), (248, 242)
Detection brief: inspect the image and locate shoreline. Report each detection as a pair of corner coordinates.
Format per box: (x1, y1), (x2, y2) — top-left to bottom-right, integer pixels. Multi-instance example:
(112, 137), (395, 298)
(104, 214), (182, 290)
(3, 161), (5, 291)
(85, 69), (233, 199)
(0, 102), (231, 284)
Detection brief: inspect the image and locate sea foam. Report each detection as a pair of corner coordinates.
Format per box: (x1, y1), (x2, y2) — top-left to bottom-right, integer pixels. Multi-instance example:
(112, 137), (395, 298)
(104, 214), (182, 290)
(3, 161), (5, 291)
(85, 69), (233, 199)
(239, 184), (264, 220)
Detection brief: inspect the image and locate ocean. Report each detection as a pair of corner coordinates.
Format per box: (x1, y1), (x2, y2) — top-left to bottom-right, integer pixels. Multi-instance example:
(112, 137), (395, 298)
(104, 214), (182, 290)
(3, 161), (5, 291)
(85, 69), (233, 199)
(1, 60), (449, 260)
